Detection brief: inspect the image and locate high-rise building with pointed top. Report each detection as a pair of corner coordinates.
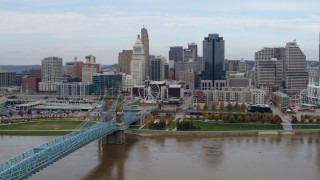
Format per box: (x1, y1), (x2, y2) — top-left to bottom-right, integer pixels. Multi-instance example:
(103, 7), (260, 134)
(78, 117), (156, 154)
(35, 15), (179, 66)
(131, 35), (145, 85)
(141, 27), (149, 78)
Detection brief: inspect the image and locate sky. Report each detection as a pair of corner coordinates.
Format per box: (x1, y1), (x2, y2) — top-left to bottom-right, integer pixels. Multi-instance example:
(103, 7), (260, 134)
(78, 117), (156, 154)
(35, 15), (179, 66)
(0, 0), (319, 65)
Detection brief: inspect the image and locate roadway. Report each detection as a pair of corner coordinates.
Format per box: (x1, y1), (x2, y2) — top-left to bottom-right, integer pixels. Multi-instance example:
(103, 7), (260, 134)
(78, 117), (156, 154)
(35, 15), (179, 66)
(270, 105), (293, 130)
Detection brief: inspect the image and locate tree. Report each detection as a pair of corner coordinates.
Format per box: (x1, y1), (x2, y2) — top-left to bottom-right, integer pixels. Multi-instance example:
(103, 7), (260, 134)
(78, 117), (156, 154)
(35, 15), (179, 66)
(219, 112), (224, 120)
(229, 114), (235, 123)
(309, 116), (314, 124)
(291, 116), (298, 124)
(240, 103), (247, 110)
(227, 102), (233, 111)
(237, 115), (243, 123)
(196, 104), (201, 111)
(300, 115), (305, 123)
(245, 115), (251, 123)
(316, 116), (320, 124)
(204, 103), (208, 111)
(274, 115), (282, 124)
(27, 109), (32, 121)
(234, 102), (240, 111)
(219, 102), (225, 111)
(18, 110), (24, 118)
(211, 103), (216, 111)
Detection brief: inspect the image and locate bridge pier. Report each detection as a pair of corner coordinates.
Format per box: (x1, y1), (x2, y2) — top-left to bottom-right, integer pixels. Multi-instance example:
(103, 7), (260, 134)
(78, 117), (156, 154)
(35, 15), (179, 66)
(103, 130), (125, 144)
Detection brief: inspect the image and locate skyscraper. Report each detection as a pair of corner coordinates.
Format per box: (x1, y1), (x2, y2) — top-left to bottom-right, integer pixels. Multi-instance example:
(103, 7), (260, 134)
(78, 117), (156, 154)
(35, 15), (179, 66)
(118, 50), (133, 75)
(150, 55), (165, 81)
(254, 48), (284, 91)
(131, 35), (145, 85)
(169, 46), (183, 62)
(285, 41), (308, 93)
(39, 56), (63, 92)
(202, 34), (225, 81)
(141, 27), (149, 78)
(187, 42), (198, 61)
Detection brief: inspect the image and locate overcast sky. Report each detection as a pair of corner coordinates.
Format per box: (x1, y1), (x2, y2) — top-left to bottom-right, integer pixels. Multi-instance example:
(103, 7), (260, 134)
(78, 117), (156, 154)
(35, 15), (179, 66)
(0, 0), (319, 65)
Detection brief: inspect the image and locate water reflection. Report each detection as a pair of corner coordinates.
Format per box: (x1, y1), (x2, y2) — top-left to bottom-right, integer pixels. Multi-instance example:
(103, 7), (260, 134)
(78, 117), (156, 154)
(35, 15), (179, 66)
(83, 135), (139, 180)
(1, 135), (320, 180)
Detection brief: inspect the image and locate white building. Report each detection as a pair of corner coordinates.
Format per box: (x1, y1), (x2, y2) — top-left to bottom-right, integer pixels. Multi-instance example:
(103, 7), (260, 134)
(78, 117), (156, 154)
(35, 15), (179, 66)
(131, 35), (146, 85)
(250, 88), (266, 105)
(39, 57), (63, 92)
(122, 74), (136, 93)
(305, 69), (320, 105)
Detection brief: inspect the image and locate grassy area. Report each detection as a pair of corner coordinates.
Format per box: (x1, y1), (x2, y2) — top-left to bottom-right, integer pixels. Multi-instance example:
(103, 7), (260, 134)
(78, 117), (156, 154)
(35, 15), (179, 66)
(292, 124), (320, 129)
(128, 125), (141, 129)
(0, 120), (94, 135)
(192, 121), (282, 131)
(167, 121), (177, 130)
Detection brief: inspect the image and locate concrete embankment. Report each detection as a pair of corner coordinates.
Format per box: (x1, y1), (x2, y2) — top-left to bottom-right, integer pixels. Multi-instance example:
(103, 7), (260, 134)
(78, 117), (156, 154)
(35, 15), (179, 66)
(131, 129), (320, 137)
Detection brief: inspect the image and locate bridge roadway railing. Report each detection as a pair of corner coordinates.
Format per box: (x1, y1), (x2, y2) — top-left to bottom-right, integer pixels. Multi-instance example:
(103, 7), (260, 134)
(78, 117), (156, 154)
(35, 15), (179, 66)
(0, 97), (120, 180)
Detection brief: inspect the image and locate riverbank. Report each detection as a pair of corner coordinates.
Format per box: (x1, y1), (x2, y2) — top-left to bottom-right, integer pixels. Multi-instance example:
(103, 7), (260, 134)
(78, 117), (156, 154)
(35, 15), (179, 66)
(130, 129), (320, 137)
(0, 120), (88, 136)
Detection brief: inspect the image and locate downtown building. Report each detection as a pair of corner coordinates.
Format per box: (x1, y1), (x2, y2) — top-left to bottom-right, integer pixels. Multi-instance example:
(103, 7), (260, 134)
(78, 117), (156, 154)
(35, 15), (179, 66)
(149, 55), (165, 81)
(303, 33), (320, 106)
(130, 35), (146, 85)
(56, 82), (93, 96)
(118, 50), (133, 75)
(39, 57), (63, 92)
(254, 41), (308, 95)
(92, 72), (123, 96)
(202, 34), (225, 83)
(254, 47), (285, 93)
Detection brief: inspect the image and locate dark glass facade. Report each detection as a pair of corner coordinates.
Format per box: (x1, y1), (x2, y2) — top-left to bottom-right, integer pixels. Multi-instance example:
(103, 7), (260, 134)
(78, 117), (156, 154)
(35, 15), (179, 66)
(202, 34), (225, 81)
(92, 73), (122, 96)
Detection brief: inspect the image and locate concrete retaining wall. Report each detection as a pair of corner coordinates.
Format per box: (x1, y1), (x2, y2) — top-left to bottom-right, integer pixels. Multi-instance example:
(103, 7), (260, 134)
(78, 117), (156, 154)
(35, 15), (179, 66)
(131, 129), (320, 137)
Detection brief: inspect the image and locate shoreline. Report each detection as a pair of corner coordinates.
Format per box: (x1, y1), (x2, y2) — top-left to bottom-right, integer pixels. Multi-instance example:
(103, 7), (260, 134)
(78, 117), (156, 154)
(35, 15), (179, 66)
(1, 129), (320, 137)
(129, 129), (320, 137)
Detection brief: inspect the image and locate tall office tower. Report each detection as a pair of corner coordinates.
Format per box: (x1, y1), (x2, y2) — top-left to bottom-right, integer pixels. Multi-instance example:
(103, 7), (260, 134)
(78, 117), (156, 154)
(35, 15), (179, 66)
(85, 55), (96, 64)
(254, 47), (285, 92)
(169, 46), (183, 62)
(202, 34), (225, 81)
(164, 63), (169, 80)
(141, 27), (149, 78)
(187, 42), (198, 61)
(150, 55), (165, 81)
(131, 35), (146, 85)
(39, 56), (63, 92)
(118, 50), (133, 75)
(285, 41), (308, 93)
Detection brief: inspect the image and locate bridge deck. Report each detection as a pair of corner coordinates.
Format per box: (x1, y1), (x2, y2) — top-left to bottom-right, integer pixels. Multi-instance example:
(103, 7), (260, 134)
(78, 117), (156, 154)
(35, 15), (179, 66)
(0, 98), (137, 180)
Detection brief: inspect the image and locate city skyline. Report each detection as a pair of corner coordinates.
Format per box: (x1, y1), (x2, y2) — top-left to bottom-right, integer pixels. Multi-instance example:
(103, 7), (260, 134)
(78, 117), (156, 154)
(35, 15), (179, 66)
(0, 0), (320, 65)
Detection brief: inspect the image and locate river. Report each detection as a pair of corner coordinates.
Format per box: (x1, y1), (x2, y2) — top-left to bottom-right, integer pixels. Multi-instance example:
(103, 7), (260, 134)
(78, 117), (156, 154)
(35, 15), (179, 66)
(1, 134), (320, 180)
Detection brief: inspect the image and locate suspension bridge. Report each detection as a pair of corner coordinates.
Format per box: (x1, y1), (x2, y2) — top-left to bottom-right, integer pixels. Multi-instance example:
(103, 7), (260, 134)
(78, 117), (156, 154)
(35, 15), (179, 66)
(0, 95), (139, 180)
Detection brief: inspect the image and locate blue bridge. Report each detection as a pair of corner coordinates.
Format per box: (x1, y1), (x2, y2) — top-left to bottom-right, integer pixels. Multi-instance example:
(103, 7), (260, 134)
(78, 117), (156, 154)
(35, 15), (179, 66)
(0, 96), (139, 180)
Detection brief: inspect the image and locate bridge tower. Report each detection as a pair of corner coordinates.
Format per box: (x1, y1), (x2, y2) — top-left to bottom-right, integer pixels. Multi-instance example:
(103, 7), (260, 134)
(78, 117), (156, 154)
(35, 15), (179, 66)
(103, 94), (126, 144)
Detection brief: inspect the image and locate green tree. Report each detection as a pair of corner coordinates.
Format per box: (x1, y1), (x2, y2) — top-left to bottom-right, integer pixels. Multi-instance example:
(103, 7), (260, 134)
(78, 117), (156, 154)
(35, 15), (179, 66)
(309, 116), (314, 124)
(300, 115), (305, 123)
(229, 114), (235, 123)
(237, 115), (243, 123)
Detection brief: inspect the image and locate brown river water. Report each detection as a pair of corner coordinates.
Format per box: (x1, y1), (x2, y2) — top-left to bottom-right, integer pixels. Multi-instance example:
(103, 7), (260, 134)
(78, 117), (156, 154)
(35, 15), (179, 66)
(1, 134), (320, 180)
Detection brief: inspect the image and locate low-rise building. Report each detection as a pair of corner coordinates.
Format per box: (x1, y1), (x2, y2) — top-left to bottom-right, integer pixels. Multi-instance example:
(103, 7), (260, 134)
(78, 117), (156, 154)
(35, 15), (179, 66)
(56, 82), (93, 96)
